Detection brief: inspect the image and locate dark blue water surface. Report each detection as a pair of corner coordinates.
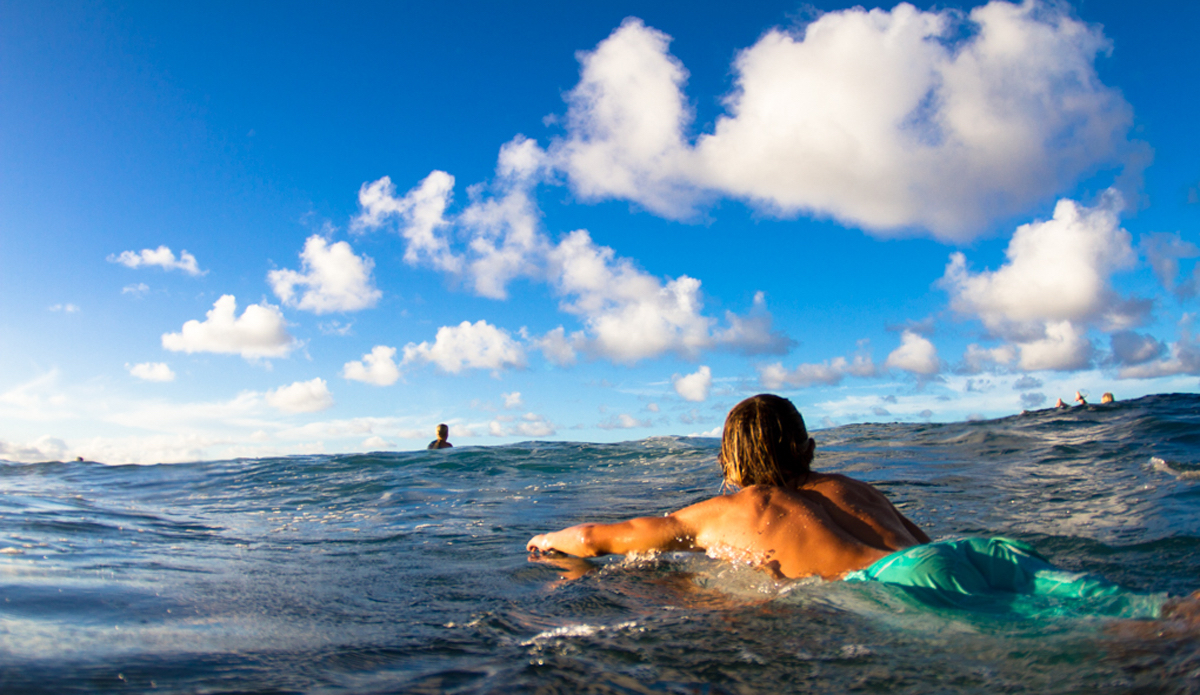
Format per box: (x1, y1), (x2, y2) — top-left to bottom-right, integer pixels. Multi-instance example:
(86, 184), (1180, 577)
(2, 393), (1200, 693)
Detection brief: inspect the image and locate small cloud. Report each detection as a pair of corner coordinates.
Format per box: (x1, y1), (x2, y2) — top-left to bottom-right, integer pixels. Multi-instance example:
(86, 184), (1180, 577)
(363, 436), (395, 450)
(759, 349), (876, 389)
(319, 320), (354, 336)
(646, 402), (660, 413)
(1110, 330), (1166, 366)
(162, 295), (297, 360)
(672, 365), (712, 402)
(122, 283), (150, 297)
(48, 303), (80, 313)
(342, 346), (401, 386)
(1012, 375), (1043, 391)
(108, 246), (205, 276)
(268, 235), (382, 314)
(266, 378), (334, 413)
(885, 331), (940, 377)
(1020, 392), (1047, 408)
(402, 320), (526, 375)
(127, 362), (175, 382)
(597, 413), (651, 430)
(502, 391), (523, 408)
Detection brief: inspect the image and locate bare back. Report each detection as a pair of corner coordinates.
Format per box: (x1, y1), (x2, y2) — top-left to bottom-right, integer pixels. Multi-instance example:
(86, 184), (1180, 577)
(673, 473), (927, 580)
(528, 473), (929, 581)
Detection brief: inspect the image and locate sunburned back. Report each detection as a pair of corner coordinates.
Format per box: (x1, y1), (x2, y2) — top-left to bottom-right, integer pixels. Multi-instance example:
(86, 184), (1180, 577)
(678, 474), (927, 580)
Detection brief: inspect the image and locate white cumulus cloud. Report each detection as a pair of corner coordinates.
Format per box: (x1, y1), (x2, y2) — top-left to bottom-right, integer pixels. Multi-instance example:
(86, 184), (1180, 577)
(109, 246), (205, 276)
(885, 331), (940, 376)
(548, 230), (719, 363)
(942, 191), (1140, 371)
(266, 378), (334, 413)
(268, 235), (381, 314)
(127, 362), (175, 382)
(502, 391), (523, 408)
(162, 295), (297, 360)
(342, 345), (401, 386)
(353, 171), (463, 273)
(672, 365), (712, 402)
(402, 320), (526, 375)
(553, 3), (1137, 240)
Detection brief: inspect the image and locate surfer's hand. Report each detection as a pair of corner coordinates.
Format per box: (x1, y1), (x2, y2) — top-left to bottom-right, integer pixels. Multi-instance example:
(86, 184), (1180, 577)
(527, 534), (555, 554)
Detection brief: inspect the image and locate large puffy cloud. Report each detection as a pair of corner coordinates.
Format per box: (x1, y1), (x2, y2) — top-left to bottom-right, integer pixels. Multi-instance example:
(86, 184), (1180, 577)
(885, 331), (940, 376)
(162, 295), (297, 360)
(268, 235), (381, 314)
(342, 345), (401, 386)
(108, 246), (205, 276)
(942, 191), (1140, 371)
(266, 378), (335, 414)
(402, 320), (526, 375)
(672, 365), (712, 402)
(553, 2), (1135, 239)
(556, 18), (698, 217)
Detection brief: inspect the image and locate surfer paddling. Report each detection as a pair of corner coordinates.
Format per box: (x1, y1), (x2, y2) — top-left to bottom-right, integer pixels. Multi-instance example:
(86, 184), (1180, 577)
(528, 394), (928, 580)
(529, 394), (1200, 623)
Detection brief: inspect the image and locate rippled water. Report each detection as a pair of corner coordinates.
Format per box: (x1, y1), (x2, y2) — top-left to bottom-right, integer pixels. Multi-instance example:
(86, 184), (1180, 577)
(2, 393), (1200, 693)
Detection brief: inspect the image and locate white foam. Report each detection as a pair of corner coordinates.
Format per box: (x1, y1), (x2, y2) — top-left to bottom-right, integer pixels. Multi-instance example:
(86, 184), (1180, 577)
(522, 620), (640, 646)
(1149, 457), (1200, 479)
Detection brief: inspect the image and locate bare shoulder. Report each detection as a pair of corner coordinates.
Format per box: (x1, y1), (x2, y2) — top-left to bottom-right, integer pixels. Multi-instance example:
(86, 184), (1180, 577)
(805, 473), (887, 498)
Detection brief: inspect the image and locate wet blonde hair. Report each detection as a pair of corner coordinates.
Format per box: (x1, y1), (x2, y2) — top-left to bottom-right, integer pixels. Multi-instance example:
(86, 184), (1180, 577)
(719, 394), (813, 488)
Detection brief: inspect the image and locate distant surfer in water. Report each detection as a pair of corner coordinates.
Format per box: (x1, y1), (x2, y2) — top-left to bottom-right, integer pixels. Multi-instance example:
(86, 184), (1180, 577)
(1075, 390), (1089, 405)
(427, 424), (452, 449)
(1101, 392), (1115, 404)
(529, 393), (1200, 623)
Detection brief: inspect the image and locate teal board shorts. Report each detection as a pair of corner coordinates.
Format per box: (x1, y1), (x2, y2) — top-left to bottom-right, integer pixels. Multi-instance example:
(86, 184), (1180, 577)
(843, 537), (1165, 620)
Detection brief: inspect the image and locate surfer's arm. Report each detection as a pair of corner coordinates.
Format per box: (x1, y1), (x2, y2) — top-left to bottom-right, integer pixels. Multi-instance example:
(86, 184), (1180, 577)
(527, 512), (702, 558)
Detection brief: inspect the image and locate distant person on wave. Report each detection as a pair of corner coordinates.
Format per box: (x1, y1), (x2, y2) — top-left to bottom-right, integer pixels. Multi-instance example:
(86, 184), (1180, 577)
(1101, 392), (1115, 404)
(1055, 398), (1069, 408)
(1075, 391), (1089, 405)
(427, 424), (453, 450)
(528, 394), (1198, 622)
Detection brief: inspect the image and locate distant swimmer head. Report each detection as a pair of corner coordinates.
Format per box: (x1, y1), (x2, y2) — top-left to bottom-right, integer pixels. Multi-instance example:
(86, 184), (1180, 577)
(719, 394), (815, 489)
(436, 423), (449, 439)
(1101, 392), (1115, 404)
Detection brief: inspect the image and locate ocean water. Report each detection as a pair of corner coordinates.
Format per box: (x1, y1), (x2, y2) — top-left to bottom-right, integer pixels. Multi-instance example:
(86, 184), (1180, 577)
(2, 393), (1200, 693)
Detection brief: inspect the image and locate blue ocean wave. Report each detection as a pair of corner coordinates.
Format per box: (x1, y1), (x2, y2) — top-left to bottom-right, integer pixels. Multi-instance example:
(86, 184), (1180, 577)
(2, 393), (1199, 692)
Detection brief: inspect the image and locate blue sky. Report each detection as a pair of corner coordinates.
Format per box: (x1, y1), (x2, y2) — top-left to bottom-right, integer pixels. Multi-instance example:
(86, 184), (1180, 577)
(2, 0), (1198, 463)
